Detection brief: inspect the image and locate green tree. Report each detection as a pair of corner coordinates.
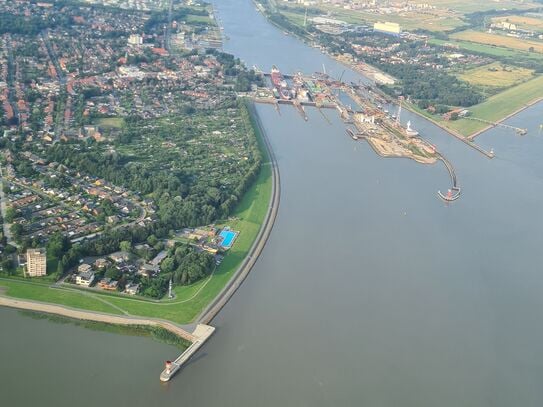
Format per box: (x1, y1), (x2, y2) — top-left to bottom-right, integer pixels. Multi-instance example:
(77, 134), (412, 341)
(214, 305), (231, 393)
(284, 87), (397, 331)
(160, 257), (175, 273)
(46, 232), (71, 258)
(147, 234), (159, 247)
(104, 267), (121, 280)
(10, 223), (23, 240)
(119, 240), (132, 253)
(4, 207), (17, 223)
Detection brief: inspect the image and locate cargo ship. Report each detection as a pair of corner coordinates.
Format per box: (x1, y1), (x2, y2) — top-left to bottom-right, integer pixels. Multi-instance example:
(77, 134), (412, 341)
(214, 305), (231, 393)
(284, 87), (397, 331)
(270, 65), (291, 100)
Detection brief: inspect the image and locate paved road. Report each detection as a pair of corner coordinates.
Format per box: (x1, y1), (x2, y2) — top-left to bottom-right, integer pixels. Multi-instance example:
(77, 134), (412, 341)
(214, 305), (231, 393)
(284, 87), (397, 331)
(0, 165), (17, 247)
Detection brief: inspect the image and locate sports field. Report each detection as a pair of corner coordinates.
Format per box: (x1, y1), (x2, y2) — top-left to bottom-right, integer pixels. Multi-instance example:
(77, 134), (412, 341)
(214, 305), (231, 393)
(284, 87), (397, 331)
(451, 30), (543, 53)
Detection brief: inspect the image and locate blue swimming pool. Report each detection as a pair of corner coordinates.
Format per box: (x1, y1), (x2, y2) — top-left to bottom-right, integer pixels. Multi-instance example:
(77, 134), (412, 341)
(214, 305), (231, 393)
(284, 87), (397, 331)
(219, 230), (237, 248)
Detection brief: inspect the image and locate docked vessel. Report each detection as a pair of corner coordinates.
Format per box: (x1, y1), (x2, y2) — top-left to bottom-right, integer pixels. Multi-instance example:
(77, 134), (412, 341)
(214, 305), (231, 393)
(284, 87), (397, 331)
(405, 120), (419, 137)
(270, 65), (291, 100)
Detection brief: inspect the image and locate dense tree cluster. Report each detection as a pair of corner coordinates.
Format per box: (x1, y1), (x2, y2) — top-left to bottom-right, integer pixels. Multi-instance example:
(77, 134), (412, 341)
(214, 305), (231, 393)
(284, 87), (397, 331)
(160, 245), (214, 286)
(46, 101), (262, 230)
(378, 63), (483, 108)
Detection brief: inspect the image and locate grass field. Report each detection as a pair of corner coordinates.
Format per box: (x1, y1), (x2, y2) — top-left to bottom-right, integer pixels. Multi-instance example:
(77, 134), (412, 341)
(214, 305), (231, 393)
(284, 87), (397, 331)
(185, 14), (214, 25)
(458, 62), (534, 88)
(442, 75), (543, 135)
(451, 30), (543, 53)
(0, 278), (125, 314)
(0, 104), (274, 324)
(96, 117), (125, 129)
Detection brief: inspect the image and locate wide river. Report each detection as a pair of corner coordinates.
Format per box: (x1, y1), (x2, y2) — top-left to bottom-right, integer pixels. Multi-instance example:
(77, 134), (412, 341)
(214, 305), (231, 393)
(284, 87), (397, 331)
(2, 0), (543, 405)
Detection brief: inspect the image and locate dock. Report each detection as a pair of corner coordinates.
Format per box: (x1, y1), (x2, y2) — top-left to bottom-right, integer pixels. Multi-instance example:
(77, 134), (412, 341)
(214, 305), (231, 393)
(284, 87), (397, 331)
(466, 116), (527, 138)
(160, 324), (216, 382)
(437, 155), (461, 202)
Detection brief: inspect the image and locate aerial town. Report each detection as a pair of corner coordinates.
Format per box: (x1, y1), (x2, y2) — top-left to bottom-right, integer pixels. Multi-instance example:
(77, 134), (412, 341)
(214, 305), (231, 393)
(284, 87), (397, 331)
(0, 0), (260, 298)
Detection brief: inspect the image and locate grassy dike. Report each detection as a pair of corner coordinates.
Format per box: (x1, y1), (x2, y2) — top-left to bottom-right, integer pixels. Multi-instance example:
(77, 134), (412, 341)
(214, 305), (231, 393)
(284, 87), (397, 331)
(0, 100), (273, 325)
(442, 75), (543, 136)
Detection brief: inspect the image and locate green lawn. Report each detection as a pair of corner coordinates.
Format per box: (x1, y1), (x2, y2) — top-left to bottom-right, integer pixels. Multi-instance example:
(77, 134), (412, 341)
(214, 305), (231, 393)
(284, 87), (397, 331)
(408, 75), (543, 136)
(0, 102), (273, 324)
(0, 279), (124, 314)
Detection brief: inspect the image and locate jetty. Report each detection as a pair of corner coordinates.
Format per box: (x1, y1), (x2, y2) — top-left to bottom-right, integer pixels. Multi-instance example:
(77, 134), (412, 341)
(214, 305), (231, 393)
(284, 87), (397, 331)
(437, 155), (461, 202)
(160, 324), (216, 382)
(466, 116), (527, 138)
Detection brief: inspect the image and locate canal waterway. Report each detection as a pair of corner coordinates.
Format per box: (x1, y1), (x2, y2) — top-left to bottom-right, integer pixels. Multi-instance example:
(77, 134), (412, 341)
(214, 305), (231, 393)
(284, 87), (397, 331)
(2, 0), (543, 405)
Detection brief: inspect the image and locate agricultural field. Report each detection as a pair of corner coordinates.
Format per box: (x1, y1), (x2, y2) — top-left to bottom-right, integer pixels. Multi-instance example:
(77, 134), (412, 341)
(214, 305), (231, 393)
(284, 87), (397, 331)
(451, 30), (543, 53)
(278, 0), (541, 32)
(492, 14), (543, 32)
(429, 38), (543, 62)
(458, 62), (535, 89)
(410, 0), (540, 14)
(311, 5), (465, 32)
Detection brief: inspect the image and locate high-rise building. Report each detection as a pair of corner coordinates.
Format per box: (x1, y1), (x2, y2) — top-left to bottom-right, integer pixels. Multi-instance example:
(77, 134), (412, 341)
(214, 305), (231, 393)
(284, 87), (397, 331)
(25, 248), (47, 277)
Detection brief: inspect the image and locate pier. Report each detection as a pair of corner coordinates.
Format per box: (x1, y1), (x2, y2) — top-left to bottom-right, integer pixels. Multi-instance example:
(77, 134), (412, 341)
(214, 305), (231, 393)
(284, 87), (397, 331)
(437, 154), (461, 202)
(466, 116), (527, 138)
(160, 324), (216, 382)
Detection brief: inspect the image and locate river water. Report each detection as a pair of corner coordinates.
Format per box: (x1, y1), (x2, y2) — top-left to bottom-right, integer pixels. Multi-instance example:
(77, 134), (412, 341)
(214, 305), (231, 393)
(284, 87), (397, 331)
(2, 0), (543, 406)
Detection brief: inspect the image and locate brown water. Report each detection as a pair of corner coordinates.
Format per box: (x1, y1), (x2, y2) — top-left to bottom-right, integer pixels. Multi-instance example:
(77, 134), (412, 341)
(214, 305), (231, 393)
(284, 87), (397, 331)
(2, 0), (543, 405)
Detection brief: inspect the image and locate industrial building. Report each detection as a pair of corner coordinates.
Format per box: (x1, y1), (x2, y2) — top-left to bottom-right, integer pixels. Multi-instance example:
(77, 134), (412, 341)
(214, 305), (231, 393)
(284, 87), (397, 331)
(373, 21), (401, 36)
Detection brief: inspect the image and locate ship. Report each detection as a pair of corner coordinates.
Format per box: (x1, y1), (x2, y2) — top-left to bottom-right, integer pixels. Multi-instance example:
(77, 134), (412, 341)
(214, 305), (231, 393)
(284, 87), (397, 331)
(270, 65), (291, 100)
(405, 120), (419, 137)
